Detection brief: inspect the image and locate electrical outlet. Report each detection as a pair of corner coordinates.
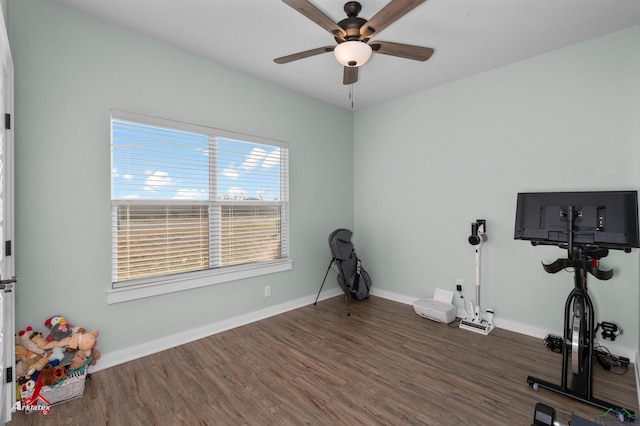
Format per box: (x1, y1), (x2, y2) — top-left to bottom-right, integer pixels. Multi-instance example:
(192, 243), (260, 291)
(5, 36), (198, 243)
(264, 285), (271, 298)
(456, 279), (463, 291)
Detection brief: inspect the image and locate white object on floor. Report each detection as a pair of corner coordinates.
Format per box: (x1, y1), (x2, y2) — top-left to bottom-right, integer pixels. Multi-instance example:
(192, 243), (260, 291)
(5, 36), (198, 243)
(413, 287), (456, 323)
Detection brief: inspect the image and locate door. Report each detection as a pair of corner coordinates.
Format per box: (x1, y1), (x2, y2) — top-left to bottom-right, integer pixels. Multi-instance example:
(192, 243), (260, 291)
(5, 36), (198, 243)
(0, 6), (14, 423)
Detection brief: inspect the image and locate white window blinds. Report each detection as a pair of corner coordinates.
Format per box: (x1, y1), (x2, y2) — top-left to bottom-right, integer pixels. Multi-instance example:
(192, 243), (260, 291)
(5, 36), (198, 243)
(111, 111), (289, 286)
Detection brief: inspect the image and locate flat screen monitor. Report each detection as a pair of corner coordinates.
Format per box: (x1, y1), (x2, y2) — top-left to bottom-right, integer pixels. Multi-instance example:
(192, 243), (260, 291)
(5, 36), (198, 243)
(514, 191), (640, 251)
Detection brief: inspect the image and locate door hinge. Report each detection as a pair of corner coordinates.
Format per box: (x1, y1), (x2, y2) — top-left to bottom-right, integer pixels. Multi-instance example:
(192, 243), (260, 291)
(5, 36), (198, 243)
(5, 366), (11, 383)
(4, 240), (10, 256)
(4, 113), (9, 130)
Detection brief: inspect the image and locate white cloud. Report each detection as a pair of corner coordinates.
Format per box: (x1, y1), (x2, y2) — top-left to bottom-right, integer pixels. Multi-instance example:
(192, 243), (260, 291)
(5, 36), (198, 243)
(223, 167), (239, 179)
(173, 189), (207, 200)
(262, 148), (280, 169)
(144, 171), (173, 192)
(241, 147), (266, 171)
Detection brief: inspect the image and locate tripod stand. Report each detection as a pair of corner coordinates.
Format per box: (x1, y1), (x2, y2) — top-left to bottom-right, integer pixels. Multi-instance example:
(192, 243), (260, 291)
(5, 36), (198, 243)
(315, 257), (351, 316)
(527, 245), (635, 421)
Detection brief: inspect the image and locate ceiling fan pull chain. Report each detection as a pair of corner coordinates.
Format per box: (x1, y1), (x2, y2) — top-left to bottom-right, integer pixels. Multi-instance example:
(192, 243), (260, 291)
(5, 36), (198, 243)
(350, 83), (354, 108)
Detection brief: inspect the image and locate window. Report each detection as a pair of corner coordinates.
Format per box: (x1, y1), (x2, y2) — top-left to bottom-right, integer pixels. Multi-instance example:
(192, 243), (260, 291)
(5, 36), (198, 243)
(110, 111), (290, 301)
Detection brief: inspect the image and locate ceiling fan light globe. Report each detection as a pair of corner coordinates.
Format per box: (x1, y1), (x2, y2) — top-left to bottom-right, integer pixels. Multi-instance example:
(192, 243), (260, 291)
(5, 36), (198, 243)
(334, 41), (372, 67)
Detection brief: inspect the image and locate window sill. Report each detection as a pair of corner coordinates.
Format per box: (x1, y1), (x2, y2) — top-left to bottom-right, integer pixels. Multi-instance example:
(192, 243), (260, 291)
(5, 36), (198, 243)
(106, 260), (293, 304)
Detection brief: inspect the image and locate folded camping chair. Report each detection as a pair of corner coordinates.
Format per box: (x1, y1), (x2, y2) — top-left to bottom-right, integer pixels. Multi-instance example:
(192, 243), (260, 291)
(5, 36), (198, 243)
(314, 228), (371, 316)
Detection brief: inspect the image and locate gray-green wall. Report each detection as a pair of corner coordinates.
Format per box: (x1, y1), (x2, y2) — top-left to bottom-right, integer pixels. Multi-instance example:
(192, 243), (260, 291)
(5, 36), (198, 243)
(6, 0), (640, 362)
(354, 27), (640, 351)
(7, 0), (353, 354)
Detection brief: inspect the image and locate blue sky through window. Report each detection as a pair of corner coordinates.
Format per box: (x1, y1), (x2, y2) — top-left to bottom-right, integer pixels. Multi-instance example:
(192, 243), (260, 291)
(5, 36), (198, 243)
(112, 120), (282, 201)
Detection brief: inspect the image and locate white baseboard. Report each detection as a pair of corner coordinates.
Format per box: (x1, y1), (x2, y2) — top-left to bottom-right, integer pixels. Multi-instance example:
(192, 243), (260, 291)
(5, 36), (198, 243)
(91, 287), (637, 378)
(369, 287), (418, 305)
(90, 287), (342, 373)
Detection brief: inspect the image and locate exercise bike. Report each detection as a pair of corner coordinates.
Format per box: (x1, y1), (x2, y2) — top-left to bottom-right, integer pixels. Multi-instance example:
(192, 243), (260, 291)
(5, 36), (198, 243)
(526, 206), (635, 422)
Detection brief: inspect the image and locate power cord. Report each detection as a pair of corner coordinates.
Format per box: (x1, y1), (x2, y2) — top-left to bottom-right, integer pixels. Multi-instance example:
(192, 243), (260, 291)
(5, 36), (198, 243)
(542, 334), (629, 375)
(457, 289), (474, 319)
(594, 344), (629, 375)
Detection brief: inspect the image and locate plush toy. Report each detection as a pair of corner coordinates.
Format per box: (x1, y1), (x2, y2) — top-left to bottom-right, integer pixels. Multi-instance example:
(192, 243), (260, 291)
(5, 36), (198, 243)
(15, 344), (48, 379)
(47, 347), (65, 363)
(47, 346), (75, 367)
(15, 346), (31, 378)
(89, 347), (101, 366)
(15, 345), (29, 378)
(44, 316), (75, 342)
(39, 365), (66, 387)
(16, 377), (31, 400)
(25, 355), (49, 379)
(68, 343), (102, 370)
(30, 333), (50, 351)
(19, 378), (35, 395)
(35, 330), (99, 359)
(68, 350), (87, 371)
(17, 327), (46, 356)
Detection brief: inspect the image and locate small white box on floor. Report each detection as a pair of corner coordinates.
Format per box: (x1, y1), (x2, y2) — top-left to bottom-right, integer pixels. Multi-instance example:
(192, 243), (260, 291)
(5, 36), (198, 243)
(413, 288), (457, 324)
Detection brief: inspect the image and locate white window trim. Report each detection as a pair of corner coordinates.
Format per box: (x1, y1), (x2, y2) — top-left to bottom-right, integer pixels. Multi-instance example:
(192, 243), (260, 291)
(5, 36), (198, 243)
(107, 259), (292, 304)
(108, 110), (292, 304)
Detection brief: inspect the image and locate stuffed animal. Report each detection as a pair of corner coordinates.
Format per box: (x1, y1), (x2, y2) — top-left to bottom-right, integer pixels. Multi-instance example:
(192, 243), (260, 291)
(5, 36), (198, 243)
(15, 346), (32, 378)
(15, 345), (29, 378)
(17, 327), (46, 356)
(68, 350), (87, 371)
(39, 365), (66, 387)
(25, 354), (49, 379)
(15, 344), (48, 379)
(89, 347), (101, 366)
(47, 347), (65, 363)
(48, 347), (75, 367)
(44, 316), (75, 342)
(68, 343), (102, 370)
(35, 330), (99, 359)
(16, 377), (30, 399)
(30, 333), (50, 351)
(19, 378), (35, 395)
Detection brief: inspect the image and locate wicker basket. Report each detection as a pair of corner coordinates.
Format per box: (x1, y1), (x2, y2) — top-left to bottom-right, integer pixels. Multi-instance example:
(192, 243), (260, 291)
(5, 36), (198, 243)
(20, 361), (90, 408)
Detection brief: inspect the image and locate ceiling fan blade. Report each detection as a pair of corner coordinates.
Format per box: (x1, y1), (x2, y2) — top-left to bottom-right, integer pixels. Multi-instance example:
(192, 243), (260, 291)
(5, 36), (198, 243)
(369, 41), (434, 61)
(360, 0), (426, 40)
(274, 46), (335, 64)
(343, 66), (358, 85)
(282, 0), (346, 41)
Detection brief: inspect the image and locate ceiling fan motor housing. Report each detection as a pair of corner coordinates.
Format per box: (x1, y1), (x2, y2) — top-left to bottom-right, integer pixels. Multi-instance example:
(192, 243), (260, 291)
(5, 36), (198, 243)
(344, 1), (362, 17)
(336, 1), (368, 42)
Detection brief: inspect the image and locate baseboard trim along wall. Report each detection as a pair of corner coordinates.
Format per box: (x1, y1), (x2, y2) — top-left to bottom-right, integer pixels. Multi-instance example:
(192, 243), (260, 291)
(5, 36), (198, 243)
(92, 288), (637, 380)
(373, 288), (637, 361)
(93, 287), (343, 373)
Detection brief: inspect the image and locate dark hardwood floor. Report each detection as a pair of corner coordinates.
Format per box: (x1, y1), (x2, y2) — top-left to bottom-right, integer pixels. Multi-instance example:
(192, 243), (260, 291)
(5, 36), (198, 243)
(9, 296), (638, 425)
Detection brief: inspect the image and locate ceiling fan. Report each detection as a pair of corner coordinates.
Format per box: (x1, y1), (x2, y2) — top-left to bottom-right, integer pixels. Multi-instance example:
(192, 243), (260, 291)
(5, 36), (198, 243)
(274, 0), (434, 85)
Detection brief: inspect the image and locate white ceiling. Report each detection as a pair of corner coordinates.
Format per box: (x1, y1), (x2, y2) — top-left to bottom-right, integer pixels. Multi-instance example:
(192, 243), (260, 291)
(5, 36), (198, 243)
(51, 0), (640, 110)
